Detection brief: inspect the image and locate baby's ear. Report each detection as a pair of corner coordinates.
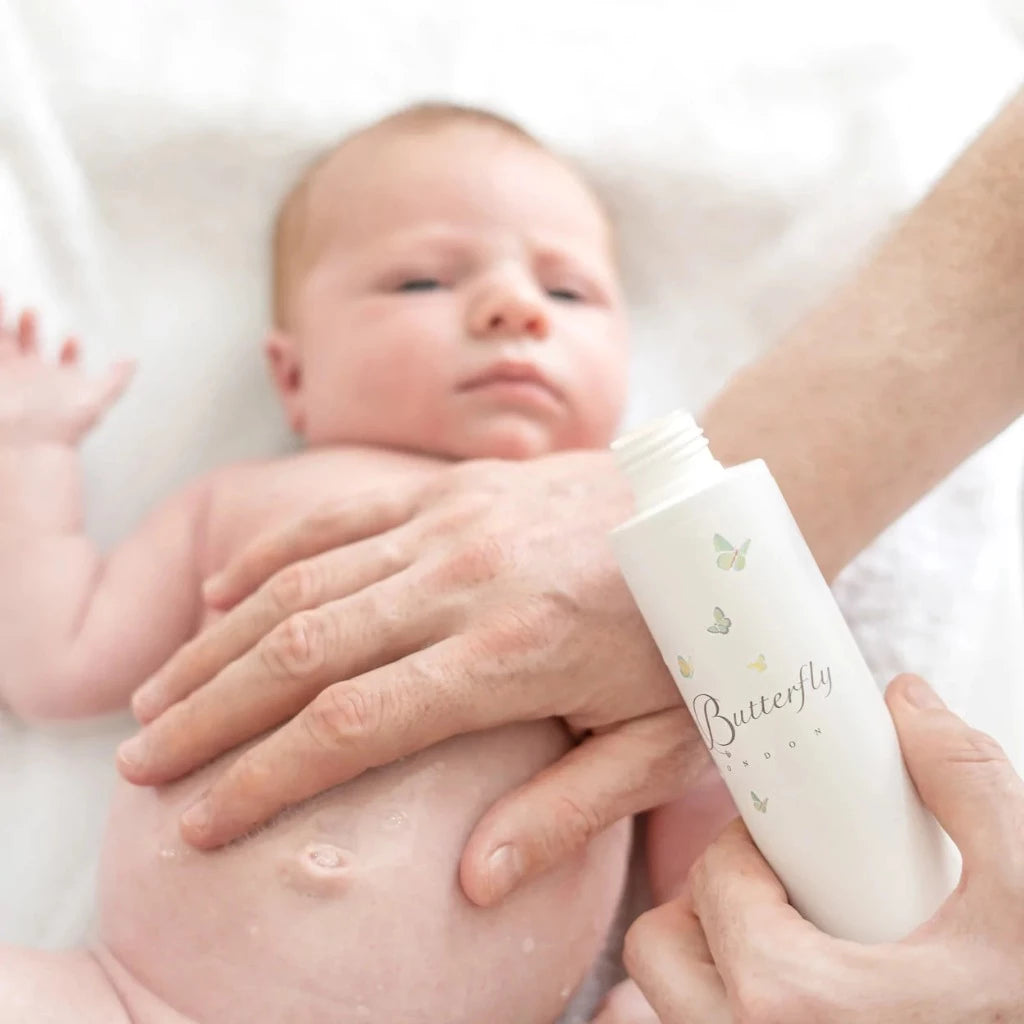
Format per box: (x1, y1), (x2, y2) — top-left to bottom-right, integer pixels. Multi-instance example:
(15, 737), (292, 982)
(264, 329), (306, 433)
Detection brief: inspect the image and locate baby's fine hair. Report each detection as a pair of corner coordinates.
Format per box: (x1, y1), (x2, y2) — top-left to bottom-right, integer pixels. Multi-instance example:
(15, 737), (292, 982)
(270, 102), (543, 329)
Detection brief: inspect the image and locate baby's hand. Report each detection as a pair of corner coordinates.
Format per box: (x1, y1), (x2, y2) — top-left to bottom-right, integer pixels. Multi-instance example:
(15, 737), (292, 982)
(0, 295), (134, 445)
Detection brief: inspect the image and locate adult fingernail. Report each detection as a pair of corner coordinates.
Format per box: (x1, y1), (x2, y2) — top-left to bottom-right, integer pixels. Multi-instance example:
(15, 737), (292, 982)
(485, 845), (523, 902)
(181, 798), (212, 836)
(117, 733), (148, 770)
(904, 675), (946, 710)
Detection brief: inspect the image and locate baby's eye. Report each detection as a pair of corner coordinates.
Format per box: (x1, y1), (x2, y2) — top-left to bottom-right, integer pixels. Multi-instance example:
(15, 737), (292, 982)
(547, 287), (585, 303)
(396, 278), (443, 293)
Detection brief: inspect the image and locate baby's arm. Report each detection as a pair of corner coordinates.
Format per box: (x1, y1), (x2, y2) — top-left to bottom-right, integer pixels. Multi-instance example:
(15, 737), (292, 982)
(0, 302), (207, 720)
(0, 946), (131, 1024)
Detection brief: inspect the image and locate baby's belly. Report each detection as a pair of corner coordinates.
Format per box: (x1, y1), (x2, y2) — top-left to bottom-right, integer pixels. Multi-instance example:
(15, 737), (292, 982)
(96, 721), (631, 1024)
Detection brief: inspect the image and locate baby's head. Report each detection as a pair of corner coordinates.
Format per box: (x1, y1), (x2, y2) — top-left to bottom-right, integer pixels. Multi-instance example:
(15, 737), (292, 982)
(266, 103), (629, 459)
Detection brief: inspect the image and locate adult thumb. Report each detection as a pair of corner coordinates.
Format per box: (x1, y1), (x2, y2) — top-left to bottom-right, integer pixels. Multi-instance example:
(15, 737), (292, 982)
(885, 673), (1024, 888)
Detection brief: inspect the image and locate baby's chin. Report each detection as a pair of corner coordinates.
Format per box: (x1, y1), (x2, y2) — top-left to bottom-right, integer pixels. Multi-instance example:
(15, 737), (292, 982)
(444, 414), (603, 461)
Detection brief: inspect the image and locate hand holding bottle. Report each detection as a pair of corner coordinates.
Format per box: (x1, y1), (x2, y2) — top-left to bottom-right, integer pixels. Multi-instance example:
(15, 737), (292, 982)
(616, 674), (1024, 1024)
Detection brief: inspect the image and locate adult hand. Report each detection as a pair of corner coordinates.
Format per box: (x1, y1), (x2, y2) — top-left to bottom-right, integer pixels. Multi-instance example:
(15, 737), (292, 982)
(620, 674), (1024, 1024)
(117, 450), (707, 904)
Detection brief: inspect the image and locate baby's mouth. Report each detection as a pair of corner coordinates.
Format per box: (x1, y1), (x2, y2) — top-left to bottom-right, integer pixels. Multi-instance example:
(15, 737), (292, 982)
(457, 360), (564, 405)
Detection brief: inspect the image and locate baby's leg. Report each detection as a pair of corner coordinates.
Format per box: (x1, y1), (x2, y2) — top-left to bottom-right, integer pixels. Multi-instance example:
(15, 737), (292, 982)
(0, 946), (131, 1023)
(646, 766), (738, 903)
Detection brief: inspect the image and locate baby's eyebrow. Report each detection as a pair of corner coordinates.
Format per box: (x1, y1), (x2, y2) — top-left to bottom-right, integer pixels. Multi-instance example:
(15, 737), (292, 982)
(377, 226), (478, 256)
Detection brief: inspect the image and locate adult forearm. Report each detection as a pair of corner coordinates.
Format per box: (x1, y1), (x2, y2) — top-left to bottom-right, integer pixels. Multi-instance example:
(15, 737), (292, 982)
(701, 86), (1024, 583)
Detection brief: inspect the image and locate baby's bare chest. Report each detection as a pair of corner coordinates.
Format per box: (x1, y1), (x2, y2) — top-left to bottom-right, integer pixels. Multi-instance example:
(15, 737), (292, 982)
(202, 447), (444, 580)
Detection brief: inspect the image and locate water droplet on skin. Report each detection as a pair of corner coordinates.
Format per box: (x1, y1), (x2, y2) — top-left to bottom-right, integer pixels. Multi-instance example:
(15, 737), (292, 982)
(559, 985), (571, 1000)
(521, 936), (535, 955)
(248, 924), (260, 938)
(383, 811), (407, 830)
(159, 847), (177, 860)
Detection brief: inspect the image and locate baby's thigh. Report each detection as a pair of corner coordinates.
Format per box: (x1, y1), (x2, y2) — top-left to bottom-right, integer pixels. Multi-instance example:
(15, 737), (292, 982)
(0, 947), (130, 1024)
(646, 769), (738, 903)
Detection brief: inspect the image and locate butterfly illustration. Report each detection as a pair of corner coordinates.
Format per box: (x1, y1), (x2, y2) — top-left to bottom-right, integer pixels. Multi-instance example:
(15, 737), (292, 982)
(706, 606), (731, 635)
(751, 791), (768, 813)
(747, 654), (767, 672)
(677, 655), (694, 679)
(714, 534), (751, 571)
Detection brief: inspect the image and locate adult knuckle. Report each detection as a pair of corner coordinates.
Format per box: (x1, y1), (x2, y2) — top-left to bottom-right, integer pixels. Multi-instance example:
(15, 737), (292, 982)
(449, 535), (510, 585)
(549, 793), (604, 855)
(266, 561), (320, 612)
(375, 533), (410, 575)
(229, 748), (276, 795)
(306, 500), (344, 533)
(260, 611), (329, 678)
(946, 727), (1008, 767)
(301, 686), (385, 752)
(621, 911), (659, 978)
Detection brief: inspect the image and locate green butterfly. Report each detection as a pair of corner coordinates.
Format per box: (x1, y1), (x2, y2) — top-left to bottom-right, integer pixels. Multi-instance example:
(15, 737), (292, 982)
(714, 534), (751, 571)
(706, 606), (731, 635)
(751, 791), (768, 813)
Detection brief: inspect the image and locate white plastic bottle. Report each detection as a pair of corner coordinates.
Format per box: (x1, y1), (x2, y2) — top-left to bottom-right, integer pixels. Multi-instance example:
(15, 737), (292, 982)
(609, 410), (961, 942)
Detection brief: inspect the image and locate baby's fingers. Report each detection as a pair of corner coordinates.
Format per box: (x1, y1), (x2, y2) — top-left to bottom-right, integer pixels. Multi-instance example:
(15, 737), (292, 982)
(97, 359), (136, 410)
(17, 309), (38, 354)
(59, 336), (80, 364)
(79, 359), (135, 431)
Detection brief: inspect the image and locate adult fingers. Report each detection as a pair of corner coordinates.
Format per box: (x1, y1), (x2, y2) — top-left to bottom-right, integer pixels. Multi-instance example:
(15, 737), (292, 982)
(173, 634), (530, 848)
(129, 531), (413, 723)
(118, 563), (439, 784)
(885, 673), (1024, 892)
(201, 488), (421, 609)
(622, 892), (731, 1024)
(687, 819), (813, 992)
(460, 707), (708, 906)
(588, 979), (661, 1023)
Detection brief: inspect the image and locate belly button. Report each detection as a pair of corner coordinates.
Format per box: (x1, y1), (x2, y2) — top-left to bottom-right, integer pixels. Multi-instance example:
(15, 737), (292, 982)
(279, 842), (356, 897)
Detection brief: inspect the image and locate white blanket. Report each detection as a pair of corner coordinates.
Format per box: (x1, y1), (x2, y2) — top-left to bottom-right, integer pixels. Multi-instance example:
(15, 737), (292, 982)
(1, 0), (1022, 973)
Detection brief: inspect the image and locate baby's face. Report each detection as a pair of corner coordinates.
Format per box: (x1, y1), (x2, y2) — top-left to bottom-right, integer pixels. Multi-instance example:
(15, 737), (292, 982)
(269, 122), (629, 458)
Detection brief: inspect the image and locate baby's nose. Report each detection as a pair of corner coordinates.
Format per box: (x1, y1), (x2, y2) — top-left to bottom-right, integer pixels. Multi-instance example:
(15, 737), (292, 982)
(470, 285), (549, 341)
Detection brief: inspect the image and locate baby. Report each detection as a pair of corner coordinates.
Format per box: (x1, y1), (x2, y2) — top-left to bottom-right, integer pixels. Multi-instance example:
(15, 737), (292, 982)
(0, 103), (730, 1022)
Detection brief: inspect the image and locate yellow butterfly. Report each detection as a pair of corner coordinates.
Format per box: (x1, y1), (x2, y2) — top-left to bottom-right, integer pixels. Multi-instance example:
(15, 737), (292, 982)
(677, 655), (694, 678)
(747, 654), (767, 672)
(751, 791), (768, 813)
(714, 534), (751, 571)
(706, 606), (731, 635)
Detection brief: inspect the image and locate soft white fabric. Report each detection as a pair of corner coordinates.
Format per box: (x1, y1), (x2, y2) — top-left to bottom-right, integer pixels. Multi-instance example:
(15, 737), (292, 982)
(1, 2), (1022, 1009)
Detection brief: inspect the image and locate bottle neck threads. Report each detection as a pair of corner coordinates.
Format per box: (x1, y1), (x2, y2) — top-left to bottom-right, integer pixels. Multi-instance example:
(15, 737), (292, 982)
(612, 410), (725, 515)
